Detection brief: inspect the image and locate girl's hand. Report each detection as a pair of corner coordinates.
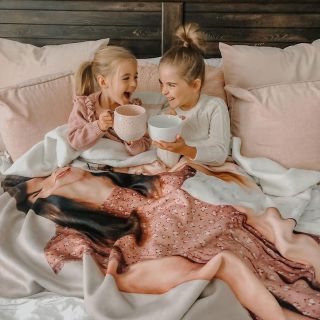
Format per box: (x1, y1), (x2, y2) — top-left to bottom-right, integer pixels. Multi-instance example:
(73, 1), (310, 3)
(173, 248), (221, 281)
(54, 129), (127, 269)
(153, 134), (186, 154)
(98, 110), (113, 131)
(131, 98), (142, 106)
(165, 108), (177, 116)
(153, 135), (196, 159)
(165, 108), (186, 120)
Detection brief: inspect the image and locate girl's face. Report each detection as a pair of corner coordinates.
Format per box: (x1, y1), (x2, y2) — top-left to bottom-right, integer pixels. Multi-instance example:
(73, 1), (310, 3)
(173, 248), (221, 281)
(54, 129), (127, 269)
(159, 64), (201, 110)
(26, 167), (90, 203)
(102, 59), (138, 108)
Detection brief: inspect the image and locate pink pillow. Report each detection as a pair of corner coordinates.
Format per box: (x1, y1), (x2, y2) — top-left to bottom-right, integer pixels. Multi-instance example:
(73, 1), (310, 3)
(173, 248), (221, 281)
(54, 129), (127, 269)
(227, 82), (320, 171)
(202, 66), (227, 102)
(220, 42), (320, 89)
(0, 73), (74, 160)
(221, 42), (320, 170)
(0, 38), (109, 89)
(137, 62), (227, 102)
(0, 135), (5, 151)
(0, 38), (109, 154)
(137, 63), (161, 92)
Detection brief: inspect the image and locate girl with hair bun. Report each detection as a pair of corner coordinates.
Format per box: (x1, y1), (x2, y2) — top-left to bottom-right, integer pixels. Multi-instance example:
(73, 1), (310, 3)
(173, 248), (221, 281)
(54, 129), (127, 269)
(154, 23), (230, 166)
(67, 45), (151, 155)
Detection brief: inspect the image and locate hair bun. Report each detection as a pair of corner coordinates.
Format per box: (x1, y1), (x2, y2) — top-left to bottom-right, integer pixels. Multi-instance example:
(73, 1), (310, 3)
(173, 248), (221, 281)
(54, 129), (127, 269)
(175, 22), (206, 54)
(182, 40), (189, 48)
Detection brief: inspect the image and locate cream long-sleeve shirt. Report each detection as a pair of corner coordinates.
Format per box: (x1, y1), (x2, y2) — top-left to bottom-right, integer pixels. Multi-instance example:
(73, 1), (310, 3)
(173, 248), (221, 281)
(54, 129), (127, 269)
(163, 94), (230, 166)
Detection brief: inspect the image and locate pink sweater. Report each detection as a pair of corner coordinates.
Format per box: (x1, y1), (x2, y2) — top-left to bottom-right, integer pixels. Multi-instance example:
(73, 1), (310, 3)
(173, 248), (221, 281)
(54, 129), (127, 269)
(67, 92), (151, 155)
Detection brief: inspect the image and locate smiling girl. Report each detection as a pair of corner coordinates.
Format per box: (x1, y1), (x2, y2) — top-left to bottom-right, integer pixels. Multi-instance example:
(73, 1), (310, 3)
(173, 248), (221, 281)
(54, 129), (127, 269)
(67, 46), (150, 155)
(155, 23), (230, 166)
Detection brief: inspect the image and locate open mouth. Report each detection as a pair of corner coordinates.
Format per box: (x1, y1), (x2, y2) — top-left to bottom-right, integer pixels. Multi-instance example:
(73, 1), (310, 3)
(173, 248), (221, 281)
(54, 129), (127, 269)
(123, 92), (131, 100)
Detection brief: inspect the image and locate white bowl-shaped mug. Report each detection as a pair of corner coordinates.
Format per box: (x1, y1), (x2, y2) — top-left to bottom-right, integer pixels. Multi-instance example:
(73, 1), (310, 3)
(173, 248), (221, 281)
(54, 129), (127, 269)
(114, 104), (147, 141)
(148, 114), (183, 167)
(148, 114), (183, 142)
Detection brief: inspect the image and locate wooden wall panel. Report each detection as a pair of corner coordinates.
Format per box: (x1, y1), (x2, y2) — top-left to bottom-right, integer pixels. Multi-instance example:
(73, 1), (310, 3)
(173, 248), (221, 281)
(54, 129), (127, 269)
(0, 0), (319, 58)
(184, 2), (320, 57)
(0, 0), (162, 58)
(161, 2), (183, 53)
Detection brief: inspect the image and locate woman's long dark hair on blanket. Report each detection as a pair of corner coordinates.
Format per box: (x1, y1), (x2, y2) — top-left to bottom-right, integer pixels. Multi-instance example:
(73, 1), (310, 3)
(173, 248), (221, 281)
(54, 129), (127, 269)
(1, 169), (159, 244)
(1, 166), (246, 244)
(32, 196), (141, 244)
(1, 175), (32, 213)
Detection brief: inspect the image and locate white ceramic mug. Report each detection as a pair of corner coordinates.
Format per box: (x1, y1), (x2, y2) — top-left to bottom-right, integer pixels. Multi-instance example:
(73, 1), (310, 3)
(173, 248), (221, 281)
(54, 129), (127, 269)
(148, 115), (183, 142)
(148, 115), (183, 167)
(113, 104), (147, 141)
(156, 149), (181, 168)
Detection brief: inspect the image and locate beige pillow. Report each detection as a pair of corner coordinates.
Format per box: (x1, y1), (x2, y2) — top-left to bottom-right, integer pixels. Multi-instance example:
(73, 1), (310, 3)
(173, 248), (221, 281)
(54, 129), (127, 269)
(227, 83), (320, 171)
(220, 41), (320, 89)
(0, 135), (5, 151)
(220, 42), (320, 170)
(137, 62), (227, 102)
(137, 62), (161, 92)
(202, 66), (227, 102)
(0, 38), (109, 89)
(0, 73), (74, 160)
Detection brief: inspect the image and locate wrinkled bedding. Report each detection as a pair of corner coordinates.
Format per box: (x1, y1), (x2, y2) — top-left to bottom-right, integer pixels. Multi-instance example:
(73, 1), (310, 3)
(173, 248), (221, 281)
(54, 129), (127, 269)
(0, 127), (320, 320)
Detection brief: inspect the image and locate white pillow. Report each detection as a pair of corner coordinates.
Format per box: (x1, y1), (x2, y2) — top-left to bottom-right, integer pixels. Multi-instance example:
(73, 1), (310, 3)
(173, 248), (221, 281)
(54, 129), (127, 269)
(0, 38), (109, 89)
(138, 57), (161, 65)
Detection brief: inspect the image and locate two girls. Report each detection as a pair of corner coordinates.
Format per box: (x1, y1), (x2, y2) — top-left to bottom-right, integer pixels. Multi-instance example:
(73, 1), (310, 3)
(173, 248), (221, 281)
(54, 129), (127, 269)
(68, 23), (230, 167)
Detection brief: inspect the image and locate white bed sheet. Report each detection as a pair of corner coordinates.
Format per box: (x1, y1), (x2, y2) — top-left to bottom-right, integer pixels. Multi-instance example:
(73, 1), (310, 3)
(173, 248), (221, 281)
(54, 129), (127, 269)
(0, 292), (90, 320)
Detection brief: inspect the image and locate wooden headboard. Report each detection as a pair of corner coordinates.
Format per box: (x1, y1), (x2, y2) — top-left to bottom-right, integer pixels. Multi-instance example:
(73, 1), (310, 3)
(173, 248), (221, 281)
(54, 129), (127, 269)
(1, 0), (319, 58)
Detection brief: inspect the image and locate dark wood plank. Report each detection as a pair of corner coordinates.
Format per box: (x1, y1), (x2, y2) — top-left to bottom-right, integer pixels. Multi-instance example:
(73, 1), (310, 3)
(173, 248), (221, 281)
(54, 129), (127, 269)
(3, 0), (318, 3)
(162, 2), (183, 54)
(0, 1), (161, 11)
(185, 13), (320, 28)
(183, 0), (320, 2)
(109, 39), (161, 57)
(202, 27), (320, 43)
(0, 10), (161, 26)
(0, 24), (160, 40)
(186, 3), (320, 13)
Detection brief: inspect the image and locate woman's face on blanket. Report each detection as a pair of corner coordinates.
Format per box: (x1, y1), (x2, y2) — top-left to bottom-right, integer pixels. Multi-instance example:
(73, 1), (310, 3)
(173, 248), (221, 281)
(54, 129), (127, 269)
(26, 167), (92, 203)
(25, 166), (162, 206)
(101, 58), (138, 107)
(159, 64), (200, 110)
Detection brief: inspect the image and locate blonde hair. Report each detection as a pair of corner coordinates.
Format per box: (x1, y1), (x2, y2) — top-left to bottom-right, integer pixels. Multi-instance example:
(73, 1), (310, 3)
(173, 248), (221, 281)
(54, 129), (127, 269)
(75, 45), (136, 96)
(159, 23), (206, 86)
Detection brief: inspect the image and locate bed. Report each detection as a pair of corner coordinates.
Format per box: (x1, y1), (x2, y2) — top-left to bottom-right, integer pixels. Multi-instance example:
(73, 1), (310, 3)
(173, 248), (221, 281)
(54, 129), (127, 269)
(0, 1), (320, 319)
